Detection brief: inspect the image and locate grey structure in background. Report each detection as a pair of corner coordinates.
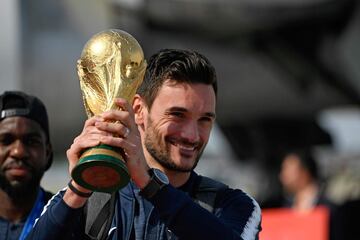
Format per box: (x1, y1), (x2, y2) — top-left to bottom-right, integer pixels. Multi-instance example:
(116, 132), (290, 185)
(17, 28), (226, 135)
(0, 0), (20, 92)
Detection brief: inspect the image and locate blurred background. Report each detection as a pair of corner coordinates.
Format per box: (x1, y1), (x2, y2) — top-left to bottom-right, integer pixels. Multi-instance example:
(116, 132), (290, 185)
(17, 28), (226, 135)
(1, 0), (360, 239)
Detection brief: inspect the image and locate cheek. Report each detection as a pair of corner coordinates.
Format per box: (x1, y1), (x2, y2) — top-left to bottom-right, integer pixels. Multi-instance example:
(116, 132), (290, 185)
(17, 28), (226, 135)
(281, 168), (300, 187)
(199, 125), (212, 143)
(0, 149), (6, 163)
(280, 168), (292, 184)
(164, 122), (183, 136)
(30, 149), (49, 168)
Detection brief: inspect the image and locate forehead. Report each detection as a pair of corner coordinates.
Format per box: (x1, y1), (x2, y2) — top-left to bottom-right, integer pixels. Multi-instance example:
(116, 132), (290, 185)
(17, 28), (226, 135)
(151, 80), (216, 112)
(0, 116), (45, 137)
(283, 154), (302, 168)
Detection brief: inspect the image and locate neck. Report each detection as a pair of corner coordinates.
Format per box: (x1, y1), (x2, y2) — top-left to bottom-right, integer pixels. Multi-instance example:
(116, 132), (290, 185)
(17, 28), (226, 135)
(0, 188), (39, 223)
(163, 169), (191, 188)
(293, 182), (319, 211)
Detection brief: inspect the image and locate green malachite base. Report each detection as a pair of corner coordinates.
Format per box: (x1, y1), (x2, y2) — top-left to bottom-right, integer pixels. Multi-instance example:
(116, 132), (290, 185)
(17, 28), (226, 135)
(71, 144), (129, 193)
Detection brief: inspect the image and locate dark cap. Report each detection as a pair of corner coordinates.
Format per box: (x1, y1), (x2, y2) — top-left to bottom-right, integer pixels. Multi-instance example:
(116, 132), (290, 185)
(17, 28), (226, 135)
(0, 91), (53, 169)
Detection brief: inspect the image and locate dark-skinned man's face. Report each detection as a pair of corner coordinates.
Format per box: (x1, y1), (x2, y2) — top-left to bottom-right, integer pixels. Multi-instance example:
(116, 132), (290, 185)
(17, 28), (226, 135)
(0, 117), (50, 200)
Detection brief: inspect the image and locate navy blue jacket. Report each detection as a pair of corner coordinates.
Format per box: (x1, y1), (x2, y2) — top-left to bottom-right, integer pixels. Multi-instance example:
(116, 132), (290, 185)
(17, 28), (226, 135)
(27, 172), (261, 240)
(0, 188), (53, 240)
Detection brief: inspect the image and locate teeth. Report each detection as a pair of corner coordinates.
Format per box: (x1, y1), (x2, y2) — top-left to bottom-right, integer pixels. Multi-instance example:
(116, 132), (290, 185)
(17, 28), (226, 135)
(180, 145), (194, 151)
(174, 143), (195, 151)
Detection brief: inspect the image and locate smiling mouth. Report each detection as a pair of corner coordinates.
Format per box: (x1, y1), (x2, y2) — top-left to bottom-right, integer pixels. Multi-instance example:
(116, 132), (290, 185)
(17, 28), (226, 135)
(177, 144), (196, 151)
(169, 140), (198, 153)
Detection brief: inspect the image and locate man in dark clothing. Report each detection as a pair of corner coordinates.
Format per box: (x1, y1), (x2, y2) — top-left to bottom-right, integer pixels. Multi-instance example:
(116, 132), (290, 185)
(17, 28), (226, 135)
(0, 91), (53, 240)
(279, 148), (341, 240)
(28, 49), (261, 239)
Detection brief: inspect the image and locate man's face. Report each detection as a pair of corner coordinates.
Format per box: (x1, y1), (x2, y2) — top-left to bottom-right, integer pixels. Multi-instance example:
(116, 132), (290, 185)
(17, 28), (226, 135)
(0, 117), (49, 199)
(279, 154), (304, 194)
(142, 80), (216, 172)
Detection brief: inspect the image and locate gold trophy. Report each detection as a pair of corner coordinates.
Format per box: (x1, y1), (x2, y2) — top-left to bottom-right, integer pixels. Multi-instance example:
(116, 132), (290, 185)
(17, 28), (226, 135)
(71, 29), (147, 192)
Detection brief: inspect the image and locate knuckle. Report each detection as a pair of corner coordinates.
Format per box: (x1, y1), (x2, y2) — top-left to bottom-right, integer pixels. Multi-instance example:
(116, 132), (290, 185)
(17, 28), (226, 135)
(85, 118), (94, 126)
(122, 111), (130, 118)
(66, 148), (73, 157)
(114, 124), (122, 132)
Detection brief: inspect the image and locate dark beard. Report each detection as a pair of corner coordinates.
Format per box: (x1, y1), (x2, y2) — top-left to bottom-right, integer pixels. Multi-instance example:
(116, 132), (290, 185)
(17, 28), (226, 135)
(146, 142), (202, 172)
(0, 170), (43, 204)
(144, 117), (203, 172)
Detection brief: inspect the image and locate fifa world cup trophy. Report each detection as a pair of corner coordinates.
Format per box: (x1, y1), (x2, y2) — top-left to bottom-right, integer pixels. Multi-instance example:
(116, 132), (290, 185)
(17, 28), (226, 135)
(71, 29), (147, 192)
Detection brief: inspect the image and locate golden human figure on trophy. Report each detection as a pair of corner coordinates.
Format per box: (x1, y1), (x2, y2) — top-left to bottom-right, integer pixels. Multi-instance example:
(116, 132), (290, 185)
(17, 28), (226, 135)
(72, 29), (147, 192)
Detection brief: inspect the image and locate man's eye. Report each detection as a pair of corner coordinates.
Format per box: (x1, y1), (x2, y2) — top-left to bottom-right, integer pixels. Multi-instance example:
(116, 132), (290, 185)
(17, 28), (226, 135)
(0, 136), (13, 145)
(199, 117), (214, 124)
(25, 137), (43, 146)
(170, 112), (185, 118)
(200, 117), (212, 122)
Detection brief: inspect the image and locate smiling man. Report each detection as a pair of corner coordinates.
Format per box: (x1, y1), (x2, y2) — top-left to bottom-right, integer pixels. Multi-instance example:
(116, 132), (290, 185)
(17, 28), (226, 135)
(141, 82), (215, 174)
(0, 91), (53, 240)
(28, 49), (261, 240)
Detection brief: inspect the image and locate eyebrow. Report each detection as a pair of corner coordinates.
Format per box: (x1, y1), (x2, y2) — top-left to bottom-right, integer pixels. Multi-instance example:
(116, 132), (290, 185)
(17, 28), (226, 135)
(0, 130), (44, 138)
(25, 132), (45, 138)
(167, 107), (216, 119)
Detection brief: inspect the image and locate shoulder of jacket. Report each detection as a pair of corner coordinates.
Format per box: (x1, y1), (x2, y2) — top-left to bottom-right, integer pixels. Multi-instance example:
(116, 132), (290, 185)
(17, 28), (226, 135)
(196, 175), (228, 192)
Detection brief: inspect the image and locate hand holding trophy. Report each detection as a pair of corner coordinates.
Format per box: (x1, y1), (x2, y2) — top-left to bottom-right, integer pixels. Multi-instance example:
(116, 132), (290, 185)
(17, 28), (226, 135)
(71, 29), (147, 192)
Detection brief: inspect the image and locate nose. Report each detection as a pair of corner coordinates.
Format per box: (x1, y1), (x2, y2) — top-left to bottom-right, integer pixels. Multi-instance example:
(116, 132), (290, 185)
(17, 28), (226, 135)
(180, 121), (200, 144)
(10, 140), (29, 160)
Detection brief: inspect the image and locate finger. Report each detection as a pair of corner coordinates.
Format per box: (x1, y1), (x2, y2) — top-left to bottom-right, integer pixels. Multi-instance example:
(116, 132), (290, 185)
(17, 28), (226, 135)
(82, 119), (105, 137)
(73, 129), (114, 153)
(103, 98), (135, 123)
(99, 135), (137, 154)
(83, 116), (104, 129)
(79, 119), (114, 140)
(67, 136), (101, 164)
(114, 98), (134, 115)
(83, 125), (112, 137)
(101, 109), (133, 129)
(72, 135), (102, 153)
(95, 121), (130, 138)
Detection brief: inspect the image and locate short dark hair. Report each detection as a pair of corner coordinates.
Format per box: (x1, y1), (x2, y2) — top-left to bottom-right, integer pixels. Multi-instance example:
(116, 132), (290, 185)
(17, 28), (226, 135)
(283, 148), (319, 180)
(137, 49), (217, 108)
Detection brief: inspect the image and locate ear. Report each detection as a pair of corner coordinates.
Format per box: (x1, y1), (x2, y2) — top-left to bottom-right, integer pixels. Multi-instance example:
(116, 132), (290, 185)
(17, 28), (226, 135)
(133, 94), (146, 126)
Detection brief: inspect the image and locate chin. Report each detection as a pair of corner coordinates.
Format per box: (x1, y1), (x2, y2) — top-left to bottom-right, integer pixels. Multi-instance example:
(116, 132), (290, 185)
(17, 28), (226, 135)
(176, 158), (198, 171)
